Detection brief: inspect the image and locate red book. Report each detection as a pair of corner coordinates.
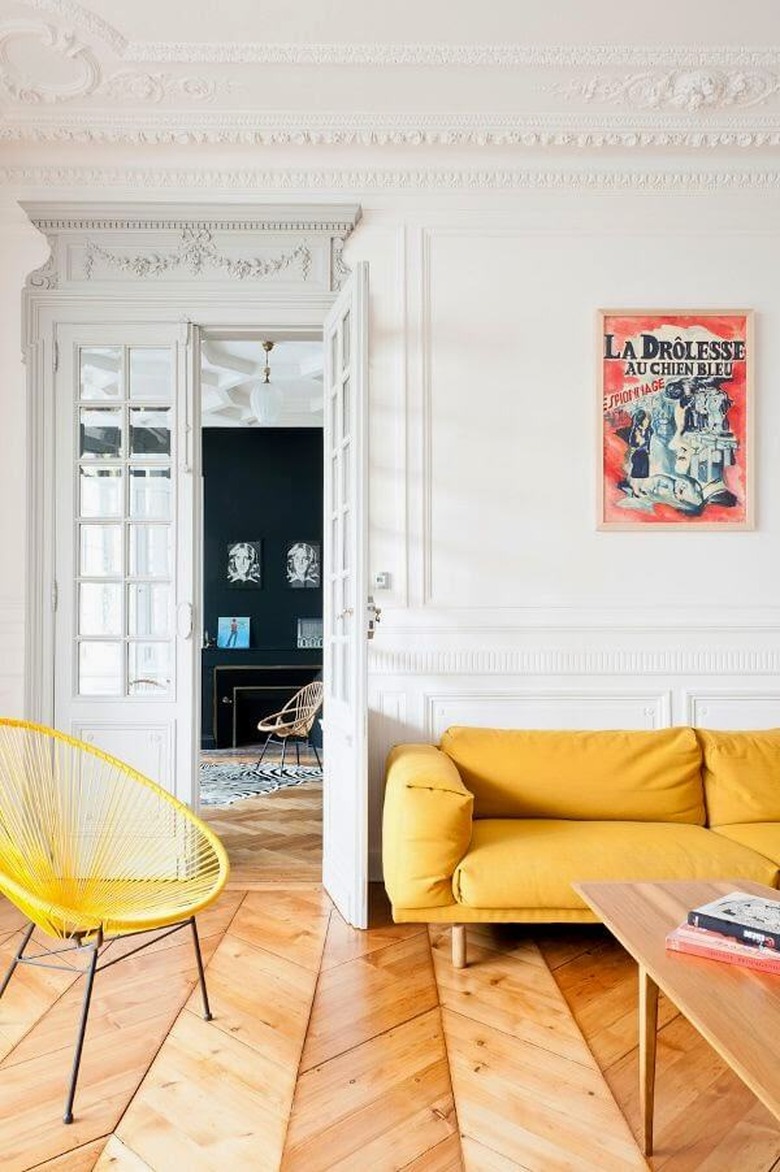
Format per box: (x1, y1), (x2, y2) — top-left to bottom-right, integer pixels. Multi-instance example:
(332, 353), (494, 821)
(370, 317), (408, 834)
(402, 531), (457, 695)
(666, 922), (780, 974)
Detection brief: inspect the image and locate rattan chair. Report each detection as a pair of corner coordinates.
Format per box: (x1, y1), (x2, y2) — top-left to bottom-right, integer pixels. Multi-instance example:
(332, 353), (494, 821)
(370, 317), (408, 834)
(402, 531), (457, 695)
(0, 718), (229, 1124)
(255, 680), (324, 772)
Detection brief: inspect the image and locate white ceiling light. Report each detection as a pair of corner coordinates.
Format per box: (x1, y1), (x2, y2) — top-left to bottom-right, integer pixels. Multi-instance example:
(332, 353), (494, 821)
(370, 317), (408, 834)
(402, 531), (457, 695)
(249, 340), (282, 425)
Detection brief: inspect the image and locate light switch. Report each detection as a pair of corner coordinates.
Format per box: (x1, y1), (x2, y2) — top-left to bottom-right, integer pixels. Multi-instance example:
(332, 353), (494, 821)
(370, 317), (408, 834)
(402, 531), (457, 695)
(373, 571), (391, 590)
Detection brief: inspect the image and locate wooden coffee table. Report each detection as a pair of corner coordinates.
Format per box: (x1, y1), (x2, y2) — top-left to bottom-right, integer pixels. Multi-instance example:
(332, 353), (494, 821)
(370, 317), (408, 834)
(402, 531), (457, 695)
(575, 879), (780, 1157)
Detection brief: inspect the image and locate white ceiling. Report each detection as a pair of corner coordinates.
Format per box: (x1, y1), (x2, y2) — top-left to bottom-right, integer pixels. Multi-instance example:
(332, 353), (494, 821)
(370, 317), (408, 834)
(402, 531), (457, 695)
(201, 338), (323, 429)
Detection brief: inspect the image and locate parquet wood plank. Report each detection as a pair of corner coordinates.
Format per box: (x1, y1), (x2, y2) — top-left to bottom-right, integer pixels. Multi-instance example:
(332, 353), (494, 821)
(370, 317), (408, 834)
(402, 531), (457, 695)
(430, 925), (595, 1068)
(183, 927), (326, 1073)
(228, 888), (331, 972)
(543, 934), (679, 1071)
(284, 1009), (457, 1170)
(400, 1132), (464, 1171)
(92, 1136), (153, 1169)
(460, 1135), (531, 1171)
(34, 1138), (108, 1170)
(442, 1005), (646, 1171)
(115, 1012), (287, 1172)
(299, 928), (438, 1072)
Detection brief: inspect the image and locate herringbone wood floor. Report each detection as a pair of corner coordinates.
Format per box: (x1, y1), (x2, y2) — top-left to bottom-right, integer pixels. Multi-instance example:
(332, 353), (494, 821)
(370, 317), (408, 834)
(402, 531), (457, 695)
(1, 781), (779, 1170)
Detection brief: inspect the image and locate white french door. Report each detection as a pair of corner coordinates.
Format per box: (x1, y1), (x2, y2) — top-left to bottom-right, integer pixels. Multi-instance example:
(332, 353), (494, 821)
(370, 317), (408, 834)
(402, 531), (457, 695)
(53, 323), (199, 805)
(322, 263), (370, 929)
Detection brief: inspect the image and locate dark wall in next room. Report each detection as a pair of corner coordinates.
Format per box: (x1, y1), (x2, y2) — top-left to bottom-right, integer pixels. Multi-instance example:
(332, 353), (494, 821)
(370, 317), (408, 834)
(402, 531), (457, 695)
(201, 427), (323, 747)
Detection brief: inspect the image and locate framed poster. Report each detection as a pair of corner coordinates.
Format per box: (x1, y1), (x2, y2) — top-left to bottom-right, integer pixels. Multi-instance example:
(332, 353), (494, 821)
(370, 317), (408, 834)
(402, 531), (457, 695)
(226, 540), (262, 587)
(217, 616), (250, 649)
(285, 541), (321, 588)
(599, 310), (753, 529)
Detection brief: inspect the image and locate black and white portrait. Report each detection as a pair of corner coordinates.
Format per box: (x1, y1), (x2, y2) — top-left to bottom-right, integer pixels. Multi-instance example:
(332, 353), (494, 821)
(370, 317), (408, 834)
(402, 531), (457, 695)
(286, 541), (320, 589)
(226, 540), (262, 587)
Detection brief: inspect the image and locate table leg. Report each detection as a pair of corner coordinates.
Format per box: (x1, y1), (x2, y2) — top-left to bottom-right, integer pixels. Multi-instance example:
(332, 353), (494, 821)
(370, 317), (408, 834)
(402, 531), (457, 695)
(639, 965), (659, 1157)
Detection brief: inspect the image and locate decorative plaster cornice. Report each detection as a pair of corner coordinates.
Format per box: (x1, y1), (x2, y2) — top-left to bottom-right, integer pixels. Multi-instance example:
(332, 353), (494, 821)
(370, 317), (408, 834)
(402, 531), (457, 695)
(0, 20), (234, 106)
(369, 646), (780, 676)
(83, 227), (312, 280)
(6, 166), (780, 194)
(120, 43), (780, 70)
(4, 110), (780, 148)
(556, 69), (780, 111)
(19, 0), (126, 54)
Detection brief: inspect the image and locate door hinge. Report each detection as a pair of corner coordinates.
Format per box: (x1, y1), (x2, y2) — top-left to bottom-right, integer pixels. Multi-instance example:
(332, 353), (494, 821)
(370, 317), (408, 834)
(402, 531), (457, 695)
(52, 339), (59, 374)
(51, 580), (58, 612)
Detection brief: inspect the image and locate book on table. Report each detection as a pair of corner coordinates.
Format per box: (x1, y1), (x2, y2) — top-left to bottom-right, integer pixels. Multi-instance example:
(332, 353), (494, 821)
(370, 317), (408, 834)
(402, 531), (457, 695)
(686, 890), (780, 950)
(666, 921), (780, 974)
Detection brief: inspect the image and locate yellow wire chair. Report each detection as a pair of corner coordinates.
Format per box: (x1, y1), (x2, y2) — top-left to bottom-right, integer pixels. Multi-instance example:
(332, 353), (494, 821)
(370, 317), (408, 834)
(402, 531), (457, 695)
(255, 680), (324, 773)
(0, 719), (229, 1124)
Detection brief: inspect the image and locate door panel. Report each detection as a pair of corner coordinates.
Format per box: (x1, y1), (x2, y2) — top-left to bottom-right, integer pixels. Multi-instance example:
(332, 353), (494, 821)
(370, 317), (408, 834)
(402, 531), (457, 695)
(322, 263), (369, 928)
(54, 324), (198, 804)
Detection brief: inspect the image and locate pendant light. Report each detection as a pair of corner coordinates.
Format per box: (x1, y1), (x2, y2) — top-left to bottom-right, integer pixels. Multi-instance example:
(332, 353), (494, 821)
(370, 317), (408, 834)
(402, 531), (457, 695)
(249, 340), (282, 425)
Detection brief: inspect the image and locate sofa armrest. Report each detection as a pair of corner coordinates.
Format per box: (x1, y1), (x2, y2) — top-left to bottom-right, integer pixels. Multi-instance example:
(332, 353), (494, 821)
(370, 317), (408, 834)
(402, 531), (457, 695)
(382, 744), (474, 910)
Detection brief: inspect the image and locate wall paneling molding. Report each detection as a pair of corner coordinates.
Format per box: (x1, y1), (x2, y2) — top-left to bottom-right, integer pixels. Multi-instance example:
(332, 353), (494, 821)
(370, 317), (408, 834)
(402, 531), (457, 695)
(369, 645), (780, 677)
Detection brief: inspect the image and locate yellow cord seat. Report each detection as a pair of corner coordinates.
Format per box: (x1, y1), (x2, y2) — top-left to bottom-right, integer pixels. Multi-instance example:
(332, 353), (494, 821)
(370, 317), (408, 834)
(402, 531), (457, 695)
(0, 718), (229, 940)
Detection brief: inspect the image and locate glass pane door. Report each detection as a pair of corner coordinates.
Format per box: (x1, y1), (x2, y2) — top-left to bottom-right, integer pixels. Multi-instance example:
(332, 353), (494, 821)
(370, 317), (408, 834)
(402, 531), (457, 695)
(76, 346), (174, 698)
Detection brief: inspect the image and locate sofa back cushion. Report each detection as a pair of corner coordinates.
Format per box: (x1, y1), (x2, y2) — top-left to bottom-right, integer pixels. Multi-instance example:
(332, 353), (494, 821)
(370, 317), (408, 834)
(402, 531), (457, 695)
(439, 726), (705, 823)
(699, 729), (780, 827)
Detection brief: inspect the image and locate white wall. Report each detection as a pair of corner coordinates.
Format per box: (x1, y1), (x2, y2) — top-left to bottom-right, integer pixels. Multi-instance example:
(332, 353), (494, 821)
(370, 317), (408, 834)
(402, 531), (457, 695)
(353, 189), (780, 873)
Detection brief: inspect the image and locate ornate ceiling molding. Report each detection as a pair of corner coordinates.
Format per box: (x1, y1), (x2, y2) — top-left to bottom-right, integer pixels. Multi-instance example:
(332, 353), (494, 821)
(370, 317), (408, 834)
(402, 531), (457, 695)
(0, 20), (100, 102)
(117, 43), (780, 69)
(6, 166), (780, 194)
(556, 69), (780, 111)
(0, 19), (235, 105)
(19, 0), (126, 53)
(4, 110), (780, 149)
(11, 5), (780, 70)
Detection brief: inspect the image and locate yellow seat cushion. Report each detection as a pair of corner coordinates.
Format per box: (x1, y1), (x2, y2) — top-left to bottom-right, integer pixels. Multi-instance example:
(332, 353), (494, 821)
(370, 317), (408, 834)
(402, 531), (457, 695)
(713, 823), (780, 868)
(699, 729), (780, 827)
(453, 820), (779, 911)
(440, 726), (705, 823)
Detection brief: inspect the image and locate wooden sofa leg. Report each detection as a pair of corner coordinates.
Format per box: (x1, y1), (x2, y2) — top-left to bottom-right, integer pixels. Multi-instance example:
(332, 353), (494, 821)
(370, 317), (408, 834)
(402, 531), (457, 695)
(452, 924), (467, 969)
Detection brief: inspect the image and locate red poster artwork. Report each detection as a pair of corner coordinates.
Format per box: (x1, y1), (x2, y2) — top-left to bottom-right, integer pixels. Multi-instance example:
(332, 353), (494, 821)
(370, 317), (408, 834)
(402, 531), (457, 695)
(600, 311), (752, 528)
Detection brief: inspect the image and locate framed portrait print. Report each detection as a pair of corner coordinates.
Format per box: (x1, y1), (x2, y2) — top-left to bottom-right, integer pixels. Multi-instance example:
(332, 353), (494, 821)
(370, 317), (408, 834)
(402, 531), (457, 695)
(599, 310), (753, 529)
(285, 541), (321, 589)
(226, 540), (262, 587)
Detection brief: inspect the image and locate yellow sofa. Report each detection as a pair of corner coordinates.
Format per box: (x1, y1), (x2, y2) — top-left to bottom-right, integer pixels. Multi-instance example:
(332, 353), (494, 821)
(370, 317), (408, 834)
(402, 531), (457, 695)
(382, 726), (780, 966)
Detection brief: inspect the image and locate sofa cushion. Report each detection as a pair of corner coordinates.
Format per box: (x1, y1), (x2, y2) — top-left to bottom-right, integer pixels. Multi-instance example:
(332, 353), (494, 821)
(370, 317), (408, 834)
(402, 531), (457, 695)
(699, 729), (780, 827)
(713, 822), (780, 867)
(439, 726), (705, 823)
(453, 820), (778, 911)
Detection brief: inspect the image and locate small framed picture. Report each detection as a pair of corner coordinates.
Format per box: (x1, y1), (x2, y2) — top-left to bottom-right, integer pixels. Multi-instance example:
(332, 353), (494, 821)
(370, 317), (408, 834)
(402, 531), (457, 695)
(599, 309), (753, 529)
(297, 617), (323, 649)
(217, 616), (250, 649)
(226, 540), (262, 588)
(286, 540), (321, 589)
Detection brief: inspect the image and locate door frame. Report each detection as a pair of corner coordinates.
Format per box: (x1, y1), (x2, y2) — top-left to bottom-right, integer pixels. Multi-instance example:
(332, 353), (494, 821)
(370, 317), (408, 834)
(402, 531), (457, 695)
(194, 322), (325, 808)
(20, 201), (362, 759)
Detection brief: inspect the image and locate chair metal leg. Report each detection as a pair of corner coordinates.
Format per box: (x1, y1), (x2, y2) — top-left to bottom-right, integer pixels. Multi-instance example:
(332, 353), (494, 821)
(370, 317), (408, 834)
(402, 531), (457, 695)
(255, 733), (273, 769)
(63, 942), (99, 1124)
(280, 737), (288, 772)
(295, 739), (300, 767)
(309, 736), (322, 771)
(190, 917), (213, 1022)
(0, 921), (35, 999)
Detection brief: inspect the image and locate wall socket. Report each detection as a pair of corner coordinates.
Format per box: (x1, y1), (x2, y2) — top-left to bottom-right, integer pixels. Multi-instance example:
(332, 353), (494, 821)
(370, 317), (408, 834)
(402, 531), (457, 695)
(373, 571), (391, 590)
